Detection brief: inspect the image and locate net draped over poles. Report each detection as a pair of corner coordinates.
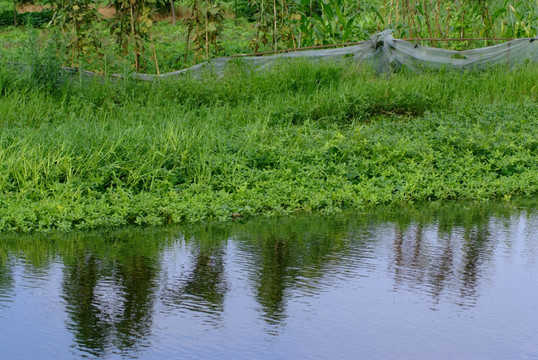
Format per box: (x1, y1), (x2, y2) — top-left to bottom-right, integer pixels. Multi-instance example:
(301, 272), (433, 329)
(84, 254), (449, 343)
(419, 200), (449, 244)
(124, 30), (538, 80)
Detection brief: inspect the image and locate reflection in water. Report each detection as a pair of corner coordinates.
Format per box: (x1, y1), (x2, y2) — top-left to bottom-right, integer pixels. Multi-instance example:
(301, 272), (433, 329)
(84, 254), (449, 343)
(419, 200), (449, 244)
(60, 235), (161, 357)
(429, 229), (455, 305)
(459, 225), (489, 302)
(0, 259), (14, 310)
(62, 251), (108, 355)
(390, 212), (498, 309)
(162, 232), (228, 323)
(255, 236), (291, 327)
(236, 219), (366, 331)
(0, 201), (536, 359)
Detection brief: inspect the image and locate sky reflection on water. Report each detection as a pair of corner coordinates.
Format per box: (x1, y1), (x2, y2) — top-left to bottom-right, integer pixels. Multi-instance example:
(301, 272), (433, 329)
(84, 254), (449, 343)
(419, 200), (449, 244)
(0, 201), (537, 359)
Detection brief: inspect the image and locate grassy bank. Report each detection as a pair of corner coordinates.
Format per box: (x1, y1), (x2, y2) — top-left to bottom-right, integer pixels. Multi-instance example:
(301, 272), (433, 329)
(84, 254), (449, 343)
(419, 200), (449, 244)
(0, 61), (537, 232)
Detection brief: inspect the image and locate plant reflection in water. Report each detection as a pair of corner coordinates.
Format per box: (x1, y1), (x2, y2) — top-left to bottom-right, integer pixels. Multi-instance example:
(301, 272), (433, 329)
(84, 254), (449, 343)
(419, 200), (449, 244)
(0, 200), (536, 358)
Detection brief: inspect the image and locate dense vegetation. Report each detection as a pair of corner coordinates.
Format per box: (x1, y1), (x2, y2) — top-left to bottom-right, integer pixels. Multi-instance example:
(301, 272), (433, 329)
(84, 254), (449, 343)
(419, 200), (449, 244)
(0, 0), (536, 74)
(0, 0), (536, 233)
(0, 60), (537, 232)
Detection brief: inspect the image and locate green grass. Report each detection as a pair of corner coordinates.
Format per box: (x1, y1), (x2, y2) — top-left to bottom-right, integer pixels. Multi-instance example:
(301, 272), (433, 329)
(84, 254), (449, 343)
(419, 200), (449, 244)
(0, 60), (537, 232)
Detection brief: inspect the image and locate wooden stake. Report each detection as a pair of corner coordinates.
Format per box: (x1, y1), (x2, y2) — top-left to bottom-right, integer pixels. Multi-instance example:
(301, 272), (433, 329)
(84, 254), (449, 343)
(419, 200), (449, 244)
(149, 29), (160, 75)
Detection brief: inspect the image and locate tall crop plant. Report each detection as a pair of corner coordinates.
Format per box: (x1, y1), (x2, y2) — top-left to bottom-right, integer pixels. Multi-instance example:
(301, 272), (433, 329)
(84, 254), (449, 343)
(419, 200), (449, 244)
(51, 0), (101, 66)
(249, 0), (297, 51)
(182, 0), (224, 61)
(371, 0), (537, 42)
(245, 0), (537, 51)
(307, 0), (383, 44)
(110, 0), (160, 72)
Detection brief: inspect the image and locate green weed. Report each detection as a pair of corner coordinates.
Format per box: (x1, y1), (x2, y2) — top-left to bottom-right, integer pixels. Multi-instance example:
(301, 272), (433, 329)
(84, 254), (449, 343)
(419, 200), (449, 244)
(0, 61), (537, 232)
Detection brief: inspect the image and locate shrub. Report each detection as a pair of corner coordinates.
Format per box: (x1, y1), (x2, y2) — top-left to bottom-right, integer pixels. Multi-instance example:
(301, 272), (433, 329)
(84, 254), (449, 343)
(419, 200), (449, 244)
(0, 10), (53, 28)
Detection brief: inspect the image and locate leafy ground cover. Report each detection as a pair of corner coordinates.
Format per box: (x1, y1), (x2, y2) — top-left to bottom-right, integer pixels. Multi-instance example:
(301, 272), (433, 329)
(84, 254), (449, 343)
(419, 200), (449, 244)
(0, 61), (537, 232)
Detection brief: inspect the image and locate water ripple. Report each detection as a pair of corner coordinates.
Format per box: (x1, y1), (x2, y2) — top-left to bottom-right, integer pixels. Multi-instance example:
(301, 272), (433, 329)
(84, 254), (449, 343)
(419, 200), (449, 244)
(0, 203), (537, 359)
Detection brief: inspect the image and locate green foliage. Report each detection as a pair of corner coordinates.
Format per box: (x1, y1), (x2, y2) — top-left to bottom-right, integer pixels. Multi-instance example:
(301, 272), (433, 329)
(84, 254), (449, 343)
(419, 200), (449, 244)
(0, 61), (537, 232)
(110, 0), (158, 71)
(296, 0), (374, 45)
(243, 0), (538, 52)
(51, 0), (101, 66)
(248, 0), (301, 51)
(183, 0), (224, 61)
(11, 32), (67, 91)
(0, 9), (52, 27)
(378, 0), (538, 42)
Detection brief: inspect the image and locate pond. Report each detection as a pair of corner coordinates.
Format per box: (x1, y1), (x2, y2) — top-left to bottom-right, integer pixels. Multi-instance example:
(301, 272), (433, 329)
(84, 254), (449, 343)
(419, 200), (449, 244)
(0, 201), (537, 359)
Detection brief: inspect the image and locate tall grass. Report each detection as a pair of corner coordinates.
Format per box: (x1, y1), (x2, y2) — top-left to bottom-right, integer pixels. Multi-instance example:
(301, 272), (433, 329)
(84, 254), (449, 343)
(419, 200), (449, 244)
(0, 60), (537, 232)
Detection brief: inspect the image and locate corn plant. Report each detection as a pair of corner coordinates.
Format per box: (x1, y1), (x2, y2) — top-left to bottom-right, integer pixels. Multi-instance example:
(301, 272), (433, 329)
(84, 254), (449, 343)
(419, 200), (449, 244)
(270, 0), (537, 50)
(501, 1), (538, 37)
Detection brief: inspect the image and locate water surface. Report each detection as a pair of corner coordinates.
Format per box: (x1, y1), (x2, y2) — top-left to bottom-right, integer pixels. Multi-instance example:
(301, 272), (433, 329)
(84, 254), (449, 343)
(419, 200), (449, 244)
(0, 201), (537, 359)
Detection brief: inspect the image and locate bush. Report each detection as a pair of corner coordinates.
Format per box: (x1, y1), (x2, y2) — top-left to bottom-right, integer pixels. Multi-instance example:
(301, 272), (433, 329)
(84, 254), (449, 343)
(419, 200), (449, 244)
(0, 10), (53, 28)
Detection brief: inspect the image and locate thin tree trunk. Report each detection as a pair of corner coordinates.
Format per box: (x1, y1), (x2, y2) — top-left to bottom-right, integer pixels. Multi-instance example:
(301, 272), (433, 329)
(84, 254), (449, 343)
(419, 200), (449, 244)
(205, 18), (209, 59)
(460, 9), (465, 40)
(434, 0), (441, 39)
(182, 25), (193, 64)
(423, 0), (434, 45)
(171, 0), (176, 25)
(130, 5), (139, 72)
(177, 0), (197, 65)
(446, 4), (450, 38)
(273, 0), (277, 51)
(211, 14), (218, 52)
(282, 0), (296, 48)
(255, 28), (260, 53)
(149, 29), (160, 75)
(13, 0), (17, 26)
(480, 0), (494, 38)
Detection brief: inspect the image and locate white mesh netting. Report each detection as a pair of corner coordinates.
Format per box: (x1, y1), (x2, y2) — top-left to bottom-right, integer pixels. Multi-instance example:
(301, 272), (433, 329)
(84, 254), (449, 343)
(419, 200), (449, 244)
(125, 30), (537, 80)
